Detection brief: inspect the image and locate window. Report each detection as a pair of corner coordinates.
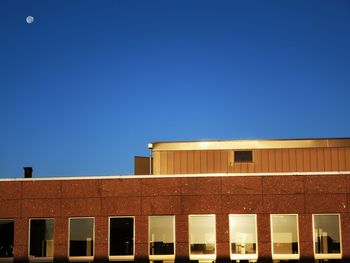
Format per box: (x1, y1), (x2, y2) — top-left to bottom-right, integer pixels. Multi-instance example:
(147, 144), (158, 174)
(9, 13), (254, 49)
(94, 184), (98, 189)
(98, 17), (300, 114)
(108, 217), (134, 261)
(313, 214), (342, 260)
(234, 151), (253, 163)
(0, 220), (14, 258)
(68, 218), (94, 261)
(271, 214), (299, 260)
(29, 219), (54, 260)
(189, 215), (216, 261)
(229, 214), (258, 261)
(149, 216), (175, 261)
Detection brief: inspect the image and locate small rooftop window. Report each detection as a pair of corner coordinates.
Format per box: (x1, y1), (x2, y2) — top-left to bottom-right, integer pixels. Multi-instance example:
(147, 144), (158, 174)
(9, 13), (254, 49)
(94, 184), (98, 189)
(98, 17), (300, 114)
(234, 150), (253, 163)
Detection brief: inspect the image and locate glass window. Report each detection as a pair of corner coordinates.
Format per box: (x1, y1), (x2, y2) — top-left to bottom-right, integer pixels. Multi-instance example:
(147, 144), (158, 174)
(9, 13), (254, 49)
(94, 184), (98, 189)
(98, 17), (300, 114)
(229, 214), (258, 261)
(271, 214), (299, 260)
(0, 220), (14, 258)
(149, 216), (175, 260)
(234, 151), (253, 163)
(189, 215), (216, 260)
(109, 217), (134, 260)
(69, 218), (94, 260)
(29, 219), (54, 259)
(313, 214), (342, 260)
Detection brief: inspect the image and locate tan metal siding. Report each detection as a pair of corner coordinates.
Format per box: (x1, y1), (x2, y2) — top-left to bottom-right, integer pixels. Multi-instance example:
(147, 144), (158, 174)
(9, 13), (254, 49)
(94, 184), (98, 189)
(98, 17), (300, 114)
(180, 151), (187, 174)
(339, 148), (346, 171)
(220, 150), (228, 173)
(194, 151), (200, 173)
(296, 149), (303, 172)
(207, 150), (214, 173)
(268, 149), (276, 172)
(174, 151), (181, 174)
(160, 151), (167, 174)
(187, 151), (194, 174)
(324, 148), (332, 171)
(200, 151), (207, 173)
(317, 148), (325, 171)
(310, 148), (318, 171)
(152, 147), (350, 175)
(153, 151), (160, 175)
(331, 148), (339, 171)
(275, 149), (283, 172)
(254, 149), (262, 173)
(346, 148), (350, 170)
(282, 148), (290, 172)
(303, 148), (311, 172)
(289, 149), (297, 171)
(261, 150), (269, 172)
(167, 151), (174, 174)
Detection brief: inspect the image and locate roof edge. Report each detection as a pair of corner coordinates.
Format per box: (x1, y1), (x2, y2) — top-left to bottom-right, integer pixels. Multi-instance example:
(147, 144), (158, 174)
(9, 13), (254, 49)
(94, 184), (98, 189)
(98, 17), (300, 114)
(151, 138), (350, 151)
(1, 171), (350, 182)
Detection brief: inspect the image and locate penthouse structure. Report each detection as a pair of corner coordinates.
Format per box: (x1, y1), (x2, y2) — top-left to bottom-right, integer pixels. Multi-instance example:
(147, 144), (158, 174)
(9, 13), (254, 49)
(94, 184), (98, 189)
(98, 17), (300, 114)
(1, 138), (350, 263)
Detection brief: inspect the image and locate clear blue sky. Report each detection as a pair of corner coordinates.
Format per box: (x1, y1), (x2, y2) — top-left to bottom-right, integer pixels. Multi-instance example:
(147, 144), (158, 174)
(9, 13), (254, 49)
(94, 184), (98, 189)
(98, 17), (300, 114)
(1, 1), (350, 178)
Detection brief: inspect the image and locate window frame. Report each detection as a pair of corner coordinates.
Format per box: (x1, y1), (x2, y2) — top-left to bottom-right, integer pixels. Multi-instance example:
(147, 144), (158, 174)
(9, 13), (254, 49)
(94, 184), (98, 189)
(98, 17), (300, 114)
(108, 216), (135, 261)
(229, 214), (258, 261)
(312, 213), (342, 260)
(0, 219), (14, 262)
(188, 214), (216, 261)
(28, 218), (54, 262)
(68, 217), (95, 262)
(270, 214), (300, 260)
(148, 215), (176, 261)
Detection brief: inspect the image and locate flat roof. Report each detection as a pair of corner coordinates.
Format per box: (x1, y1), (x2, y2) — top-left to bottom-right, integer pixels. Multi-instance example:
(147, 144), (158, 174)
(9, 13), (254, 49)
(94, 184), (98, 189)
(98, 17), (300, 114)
(151, 138), (350, 151)
(0, 171), (350, 182)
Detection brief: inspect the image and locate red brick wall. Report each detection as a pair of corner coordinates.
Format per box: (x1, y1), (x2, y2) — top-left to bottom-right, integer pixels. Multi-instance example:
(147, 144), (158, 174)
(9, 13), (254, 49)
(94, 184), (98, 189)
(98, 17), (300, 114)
(0, 174), (349, 262)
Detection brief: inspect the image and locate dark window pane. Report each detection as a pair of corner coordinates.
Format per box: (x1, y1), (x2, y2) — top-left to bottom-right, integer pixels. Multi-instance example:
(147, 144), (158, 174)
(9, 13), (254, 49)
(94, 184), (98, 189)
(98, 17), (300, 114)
(69, 218), (94, 257)
(109, 217), (134, 256)
(29, 219), (54, 257)
(0, 220), (14, 257)
(234, 151), (253, 163)
(314, 215), (341, 254)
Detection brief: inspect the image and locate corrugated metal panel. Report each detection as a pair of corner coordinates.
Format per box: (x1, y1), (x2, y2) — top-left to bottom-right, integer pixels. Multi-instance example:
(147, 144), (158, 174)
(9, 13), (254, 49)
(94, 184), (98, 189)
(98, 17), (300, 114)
(213, 150), (221, 173)
(346, 148), (350, 170)
(160, 152), (167, 174)
(317, 148), (325, 171)
(152, 147), (350, 175)
(338, 148), (346, 171)
(303, 149), (311, 172)
(174, 151), (181, 174)
(200, 151), (207, 173)
(167, 151), (174, 174)
(254, 150), (262, 173)
(331, 148), (339, 171)
(194, 151), (200, 174)
(324, 148), (332, 171)
(310, 148), (318, 171)
(187, 151), (194, 174)
(282, 148), (290, 172)
(268, 150), (276, 172)
(275, 149), (283, 172)
(180, 151), (187, 174)
(207, 150), (214, 173)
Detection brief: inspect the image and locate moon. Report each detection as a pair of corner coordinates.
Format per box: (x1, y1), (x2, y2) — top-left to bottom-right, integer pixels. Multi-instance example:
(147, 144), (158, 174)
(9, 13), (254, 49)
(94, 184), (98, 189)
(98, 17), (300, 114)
(26, 16), (34, 24)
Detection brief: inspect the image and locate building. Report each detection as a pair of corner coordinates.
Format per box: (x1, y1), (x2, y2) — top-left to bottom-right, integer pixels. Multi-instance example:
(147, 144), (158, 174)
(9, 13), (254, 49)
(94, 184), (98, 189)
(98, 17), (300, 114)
(1, 138), (350, 263)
